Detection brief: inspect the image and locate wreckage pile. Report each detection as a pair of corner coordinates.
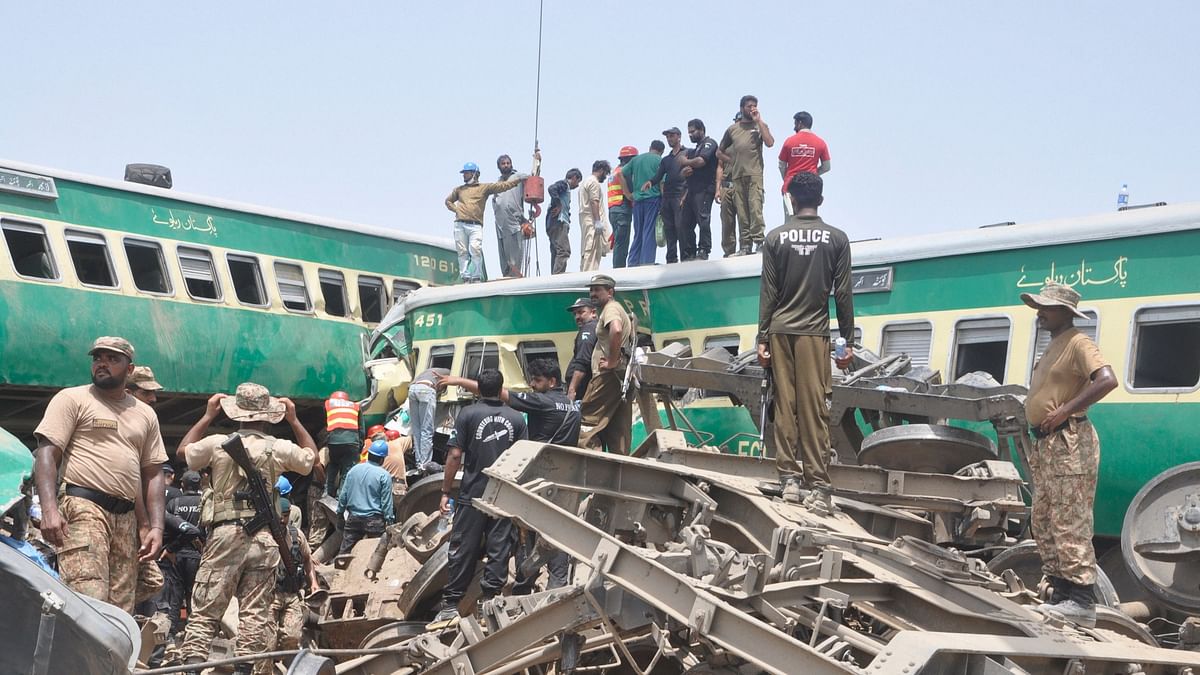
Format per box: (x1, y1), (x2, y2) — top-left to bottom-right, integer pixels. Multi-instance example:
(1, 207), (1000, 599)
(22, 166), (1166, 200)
(287, 351), (1200, 675)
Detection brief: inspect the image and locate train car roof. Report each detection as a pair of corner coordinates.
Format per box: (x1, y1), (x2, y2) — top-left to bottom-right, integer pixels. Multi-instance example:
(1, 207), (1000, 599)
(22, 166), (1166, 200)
(0, 159), (455, 250)
(378, 201), (1200, 331)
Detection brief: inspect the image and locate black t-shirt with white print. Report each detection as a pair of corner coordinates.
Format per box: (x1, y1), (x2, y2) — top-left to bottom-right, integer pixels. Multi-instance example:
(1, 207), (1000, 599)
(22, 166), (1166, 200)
(450, 399), (528, 503)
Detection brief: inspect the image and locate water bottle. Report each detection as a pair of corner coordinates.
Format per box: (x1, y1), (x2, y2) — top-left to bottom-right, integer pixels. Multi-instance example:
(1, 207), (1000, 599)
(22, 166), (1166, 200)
(437, 498), (455, 533)
(1117, 184), (1129, 208)
(834, 337), (847, 360)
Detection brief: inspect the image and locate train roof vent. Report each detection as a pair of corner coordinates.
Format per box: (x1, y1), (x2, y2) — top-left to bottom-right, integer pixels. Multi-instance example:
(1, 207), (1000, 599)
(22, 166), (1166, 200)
(1119, 202), (1167, 212)
(978, 221), (1016, 229)
(124, 164), (172, 189)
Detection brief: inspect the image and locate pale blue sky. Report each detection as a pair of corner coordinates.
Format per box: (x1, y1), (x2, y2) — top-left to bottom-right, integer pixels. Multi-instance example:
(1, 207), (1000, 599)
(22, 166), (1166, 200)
(4, 2), (1197, 276)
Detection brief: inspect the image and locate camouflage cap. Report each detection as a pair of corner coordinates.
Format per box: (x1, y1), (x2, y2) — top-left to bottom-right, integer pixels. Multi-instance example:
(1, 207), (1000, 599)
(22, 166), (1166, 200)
(1020, 281), (1089, 319)
(587, 274), (616, 289)
(129, 365), (163, 391)
(220, 382), (286, 424)
(88, 336), (135, 360)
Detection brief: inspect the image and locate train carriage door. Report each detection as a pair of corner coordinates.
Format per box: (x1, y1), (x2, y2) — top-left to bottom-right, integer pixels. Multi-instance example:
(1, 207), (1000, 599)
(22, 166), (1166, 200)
(881, 322), (933, 368)
(952, 317), (1011, 383)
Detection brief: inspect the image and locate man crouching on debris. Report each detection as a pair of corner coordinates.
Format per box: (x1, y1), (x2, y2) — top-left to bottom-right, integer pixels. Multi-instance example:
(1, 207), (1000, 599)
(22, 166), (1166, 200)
(432, 369), (528, 625)
(757, 172), (854, 510)
(1022, 282), (1117, 628)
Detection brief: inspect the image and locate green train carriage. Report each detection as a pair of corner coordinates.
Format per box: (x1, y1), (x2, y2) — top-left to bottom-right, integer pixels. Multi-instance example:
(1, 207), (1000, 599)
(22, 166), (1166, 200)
(0, 160), (460, 442)
(365, 202), (1200, 545)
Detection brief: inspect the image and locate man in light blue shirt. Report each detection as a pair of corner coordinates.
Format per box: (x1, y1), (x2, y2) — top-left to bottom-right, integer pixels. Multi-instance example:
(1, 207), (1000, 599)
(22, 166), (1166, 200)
(336, 440), (395, 554)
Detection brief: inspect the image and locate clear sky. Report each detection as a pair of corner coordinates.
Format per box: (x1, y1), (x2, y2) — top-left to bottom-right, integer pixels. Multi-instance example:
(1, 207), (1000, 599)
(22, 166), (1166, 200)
(4, 2), (1197, 277)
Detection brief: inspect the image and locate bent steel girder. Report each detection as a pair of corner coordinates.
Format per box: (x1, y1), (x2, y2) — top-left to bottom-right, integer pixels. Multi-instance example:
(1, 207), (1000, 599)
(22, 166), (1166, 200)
(469, 441), (1200, 674)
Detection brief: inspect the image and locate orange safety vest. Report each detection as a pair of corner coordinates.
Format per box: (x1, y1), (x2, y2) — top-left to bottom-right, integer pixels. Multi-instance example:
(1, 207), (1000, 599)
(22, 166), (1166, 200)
(324, 398), (360, 431)
(607, 167), (627, 208)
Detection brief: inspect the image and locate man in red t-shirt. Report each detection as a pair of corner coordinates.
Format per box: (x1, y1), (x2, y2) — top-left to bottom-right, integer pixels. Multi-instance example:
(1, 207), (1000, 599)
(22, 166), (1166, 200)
(778, 111), (831, 211)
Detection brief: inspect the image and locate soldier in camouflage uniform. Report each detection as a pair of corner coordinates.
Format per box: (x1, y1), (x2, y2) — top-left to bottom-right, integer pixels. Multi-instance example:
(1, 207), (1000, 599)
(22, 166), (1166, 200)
(1021, 282), (1117, 628)
(176, 384), (317, 675)
(258, 498), (319, 674)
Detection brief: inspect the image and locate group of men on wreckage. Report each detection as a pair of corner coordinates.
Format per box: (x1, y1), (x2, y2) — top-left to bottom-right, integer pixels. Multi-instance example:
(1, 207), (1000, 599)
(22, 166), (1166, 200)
(25, 173), (1118, 670)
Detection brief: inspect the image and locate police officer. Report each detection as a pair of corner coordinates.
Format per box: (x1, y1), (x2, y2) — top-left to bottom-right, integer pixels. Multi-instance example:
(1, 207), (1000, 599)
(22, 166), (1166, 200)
(165, 470), (204, 637)
(757, 173), (854, 509)
(1022, 282), (1117, 628)
(175, 383), (317, 674)
(578, 275), (636, 454)
(565, 298), (598, 402)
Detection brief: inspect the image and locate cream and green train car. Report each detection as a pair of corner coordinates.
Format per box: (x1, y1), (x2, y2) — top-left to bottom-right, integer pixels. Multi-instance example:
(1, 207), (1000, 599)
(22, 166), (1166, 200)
(365, 202), (1200, 541)
(0, 161), (460, 441)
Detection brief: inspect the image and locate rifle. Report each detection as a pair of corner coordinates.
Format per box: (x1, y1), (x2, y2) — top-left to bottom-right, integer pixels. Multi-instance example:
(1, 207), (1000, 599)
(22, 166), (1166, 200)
(221, 433), (303, 592)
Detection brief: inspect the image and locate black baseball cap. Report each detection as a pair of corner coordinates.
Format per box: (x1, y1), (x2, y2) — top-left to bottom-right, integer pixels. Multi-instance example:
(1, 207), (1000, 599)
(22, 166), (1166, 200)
(566, 298), (595, 312)
(662, 127), (681, 136)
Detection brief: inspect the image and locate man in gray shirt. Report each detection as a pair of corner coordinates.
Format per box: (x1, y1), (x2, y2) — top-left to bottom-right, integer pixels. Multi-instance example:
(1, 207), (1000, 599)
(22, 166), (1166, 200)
(491, 152), (539, 278)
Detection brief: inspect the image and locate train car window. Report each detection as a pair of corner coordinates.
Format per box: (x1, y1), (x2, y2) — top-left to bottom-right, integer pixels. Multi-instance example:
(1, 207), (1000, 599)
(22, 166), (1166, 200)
(462, 341), (500, 379)
(124, 239), (172, 294)
(1, 220), (59, 280)
(318, 269), (348, 317)
(392, 280), (420, 305)
(428, 344), (455, 371)
(227, 254), (268, 306)
(517, 340), (560, 378)
(703, 334), (742, 357)
(65, 230), (117, 288)
(1032, 310), (1098, 367)
(358, 275), (386, 323)
(274, 262), (311, 312)
(881, 322), (933, 368)
(952, 317), (1010, 382)
(659, 338), (692, 354)
(1130, 306), (1200, 390)
(178, 247), (222, 300)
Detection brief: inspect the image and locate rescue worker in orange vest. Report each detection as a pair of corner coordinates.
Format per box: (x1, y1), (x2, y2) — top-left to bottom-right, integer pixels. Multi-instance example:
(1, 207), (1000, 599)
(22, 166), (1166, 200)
(324, 391), (361, 498)
(608, 146), (637, 269)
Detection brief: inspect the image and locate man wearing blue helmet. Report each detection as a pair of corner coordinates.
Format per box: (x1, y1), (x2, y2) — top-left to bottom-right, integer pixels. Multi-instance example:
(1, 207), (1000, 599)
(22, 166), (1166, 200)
(336, 439), (395, 554)
(446, 163), (525, 283)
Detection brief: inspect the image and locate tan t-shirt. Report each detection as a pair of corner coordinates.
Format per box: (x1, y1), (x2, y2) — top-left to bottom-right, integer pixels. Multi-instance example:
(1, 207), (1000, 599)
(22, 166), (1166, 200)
(1026, 328), (1110, 426)
(186, 430), (315, 475)
(592, 299), (632, 375)
(578, 175), (605, 230)
(718, 121), (765, 180)
(34, 385), (168, 502)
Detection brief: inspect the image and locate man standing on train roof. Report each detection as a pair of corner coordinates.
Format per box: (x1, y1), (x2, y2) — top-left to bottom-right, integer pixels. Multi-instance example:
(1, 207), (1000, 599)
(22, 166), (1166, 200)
(546, 168), (584, 274)
(642, 127), (689, 264)
(1021, 281), (1117, 628)
(337, 439), (395, 554)
(778, 111), (831, 216)
(579, 160), (613, 273)
(677, 118), (720, 261)
(578, 275), (636, 454)
(620, 141), (664, 266)
(175, 383), (317, 674)
(719, 95), (775, 255)
(446, 162), (524, 282)
(609, 145), (638, 269)
(32, 336), (169, 614)
(431, 369), (528, 624)
(323, 390), (360, 499)
(757, 173), (853, 511)
(565, 298), (598, 402)
(491, 152), (540, 279)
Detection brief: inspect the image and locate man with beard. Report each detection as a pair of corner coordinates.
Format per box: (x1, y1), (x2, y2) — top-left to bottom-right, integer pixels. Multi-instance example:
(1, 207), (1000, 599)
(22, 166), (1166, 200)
(643, 128), (689, 263)
(32, 336), (169, 613)
(546, 169), (584, 274)
(579, 160), (612, 272)
(491, 152), (540, 278)
(676, 119), (720, 261)
(446, 163), (525, 282)
(565, 298), (598, 402)
(578, 275), (635, 454)
(719, 95), (775, 255)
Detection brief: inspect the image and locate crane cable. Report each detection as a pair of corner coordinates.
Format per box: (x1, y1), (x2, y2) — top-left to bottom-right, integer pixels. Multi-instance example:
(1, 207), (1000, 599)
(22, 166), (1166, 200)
(524, 0), (544, 277)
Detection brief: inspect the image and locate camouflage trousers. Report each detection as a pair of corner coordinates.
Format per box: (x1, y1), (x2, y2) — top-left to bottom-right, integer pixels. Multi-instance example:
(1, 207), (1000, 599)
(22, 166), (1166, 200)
(57, 495), (139, 613)
(179, 524), (280, 665)
(254, 591), (306, 675)
(1029, 417), (1100, 585)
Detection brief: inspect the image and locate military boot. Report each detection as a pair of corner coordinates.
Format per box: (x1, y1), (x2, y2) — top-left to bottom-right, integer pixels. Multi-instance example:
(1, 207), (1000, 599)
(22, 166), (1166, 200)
(803, 488), (835, 515)
(1036, 576), (1070, 612)
(1041, 582), (1097, 628)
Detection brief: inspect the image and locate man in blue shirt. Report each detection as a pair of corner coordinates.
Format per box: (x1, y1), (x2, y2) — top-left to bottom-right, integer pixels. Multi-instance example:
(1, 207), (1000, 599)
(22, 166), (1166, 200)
(546, 169), (583, 274)
(336, 440), (395, 554)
